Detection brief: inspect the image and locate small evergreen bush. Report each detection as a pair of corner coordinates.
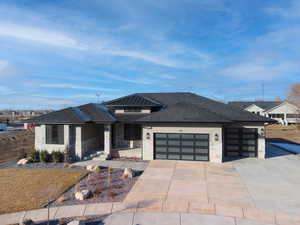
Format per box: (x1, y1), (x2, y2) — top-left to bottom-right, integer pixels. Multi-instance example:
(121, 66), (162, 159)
(28, 151), (40, 162)
(40, 150), (51, 163)
(51, 151), (64, 163)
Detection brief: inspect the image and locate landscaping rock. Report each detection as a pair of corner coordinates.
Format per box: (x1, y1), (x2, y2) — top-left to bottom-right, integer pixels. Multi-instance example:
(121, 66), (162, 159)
(122, 168), (133, 179)
(21, 218), (35, 225)
(17, 158), (29, 165)
(67, 220), (85, 225)
(75, 189), (91, 200)
(57, 195), (67, 203)
(86, 165), (99, 172)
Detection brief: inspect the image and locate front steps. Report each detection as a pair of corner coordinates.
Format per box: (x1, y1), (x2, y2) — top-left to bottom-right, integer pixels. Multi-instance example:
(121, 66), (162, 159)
(82, 151), (110, 161)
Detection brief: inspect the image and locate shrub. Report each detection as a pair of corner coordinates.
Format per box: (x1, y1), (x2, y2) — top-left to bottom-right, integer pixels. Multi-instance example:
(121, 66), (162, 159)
(40, 151), (51, 163)
(51, 151), (64, 163)
(28, 151), (40, 162)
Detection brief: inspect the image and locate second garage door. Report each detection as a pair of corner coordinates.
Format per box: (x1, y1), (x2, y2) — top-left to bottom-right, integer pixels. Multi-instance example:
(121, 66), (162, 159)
(224, 128), (258, 157)
(154, 133), (209, 161)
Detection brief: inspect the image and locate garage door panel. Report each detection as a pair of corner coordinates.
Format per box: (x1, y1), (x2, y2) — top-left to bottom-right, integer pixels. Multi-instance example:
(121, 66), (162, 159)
(154, 133), (209, 161)
(225, 128), (258, 157)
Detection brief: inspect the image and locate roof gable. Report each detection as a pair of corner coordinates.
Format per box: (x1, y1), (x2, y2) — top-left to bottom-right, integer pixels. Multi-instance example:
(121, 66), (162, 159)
(228, 101), (281, 110)
(265, 101), (299, 113)
(244, 104), (265, 111)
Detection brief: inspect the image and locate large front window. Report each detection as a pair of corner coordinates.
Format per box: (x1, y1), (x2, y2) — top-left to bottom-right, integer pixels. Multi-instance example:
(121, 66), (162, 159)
(46, 125), (64, 144)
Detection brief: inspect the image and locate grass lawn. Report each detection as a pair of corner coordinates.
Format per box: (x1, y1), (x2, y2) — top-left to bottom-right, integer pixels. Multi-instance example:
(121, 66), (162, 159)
(0, 169), (88, 214)
(266, 124), (300, 144)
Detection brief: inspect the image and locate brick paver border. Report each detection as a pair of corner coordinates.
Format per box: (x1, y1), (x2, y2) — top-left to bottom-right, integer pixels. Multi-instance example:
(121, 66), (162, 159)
(1, 201), (299, 225)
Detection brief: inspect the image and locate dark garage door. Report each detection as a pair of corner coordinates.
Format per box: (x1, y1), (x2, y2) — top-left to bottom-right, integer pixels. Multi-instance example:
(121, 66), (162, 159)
(225, 128), (258, 157)
(154, 133), (209, 161)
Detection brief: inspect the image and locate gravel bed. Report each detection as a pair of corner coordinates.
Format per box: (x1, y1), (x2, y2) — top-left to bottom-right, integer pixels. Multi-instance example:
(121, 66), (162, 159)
(33, 215), (107, 225)
(0, 162), (84, 170)
(51, 167), (142, 206)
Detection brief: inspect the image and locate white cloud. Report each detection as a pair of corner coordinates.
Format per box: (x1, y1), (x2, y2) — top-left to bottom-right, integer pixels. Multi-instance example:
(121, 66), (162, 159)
(221, 59), (298, 81)
(266, 0), (300, 19)
(101, 73), (155, 84)
(0, 60), (20, 78)
(0, 23), (87, 50)
(0, 20), (212, 68)
(40, 83), (119, 92)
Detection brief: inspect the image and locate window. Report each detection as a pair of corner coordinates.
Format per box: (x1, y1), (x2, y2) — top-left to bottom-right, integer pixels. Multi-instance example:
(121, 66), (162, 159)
(124, 124), (141, 140)
(46, 125), (64, 144)
(124, 107), (141, 112)
(286, 114), (300, 118)
(269, 114), (284, 119)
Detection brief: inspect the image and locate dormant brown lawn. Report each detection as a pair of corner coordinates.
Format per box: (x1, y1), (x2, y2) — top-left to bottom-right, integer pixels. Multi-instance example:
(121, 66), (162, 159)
(0, 169), (88, 214)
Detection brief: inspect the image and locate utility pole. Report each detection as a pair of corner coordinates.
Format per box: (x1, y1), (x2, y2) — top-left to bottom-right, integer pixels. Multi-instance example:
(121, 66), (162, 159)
(262, 83), (265, 101)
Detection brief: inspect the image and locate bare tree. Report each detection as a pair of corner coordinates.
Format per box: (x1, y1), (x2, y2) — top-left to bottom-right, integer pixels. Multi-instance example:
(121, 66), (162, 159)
(287, 83), (300, 128)
(36, 183), (60, 225)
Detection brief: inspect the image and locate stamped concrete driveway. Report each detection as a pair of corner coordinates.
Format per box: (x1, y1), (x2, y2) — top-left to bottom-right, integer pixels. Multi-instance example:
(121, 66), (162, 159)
(125, 160), (255, 208)
(126, 145), (300, 215)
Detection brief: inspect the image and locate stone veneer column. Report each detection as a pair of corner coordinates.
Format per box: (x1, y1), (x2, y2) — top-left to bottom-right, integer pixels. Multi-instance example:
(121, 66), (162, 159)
(75, 126), (82, 160)
(257, 128), (266, 159)
(104, 124), (112, 156)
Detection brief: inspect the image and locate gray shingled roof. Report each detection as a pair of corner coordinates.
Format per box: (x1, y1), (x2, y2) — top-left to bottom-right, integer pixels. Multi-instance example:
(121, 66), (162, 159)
(137, 93), (274, 123)
(228, 101), (281, 110)
(104, 94), (161, 106)
(137, 102), (232, 123)
(26, 104), (116, 124)
(26, 93), (275, 125)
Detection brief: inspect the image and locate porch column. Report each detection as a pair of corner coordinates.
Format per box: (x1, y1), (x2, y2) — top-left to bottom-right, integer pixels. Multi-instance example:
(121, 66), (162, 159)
(104, 124), (112, 156)
(75, 126), (82, 159)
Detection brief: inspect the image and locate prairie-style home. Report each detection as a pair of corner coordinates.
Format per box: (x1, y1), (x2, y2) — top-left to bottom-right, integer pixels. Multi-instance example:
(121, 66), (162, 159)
(27, 93), (274, 162)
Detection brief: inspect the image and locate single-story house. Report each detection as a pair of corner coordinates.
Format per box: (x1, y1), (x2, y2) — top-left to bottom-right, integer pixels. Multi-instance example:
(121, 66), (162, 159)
(26, 92), (275, 163)
(228, 101), (300, 125)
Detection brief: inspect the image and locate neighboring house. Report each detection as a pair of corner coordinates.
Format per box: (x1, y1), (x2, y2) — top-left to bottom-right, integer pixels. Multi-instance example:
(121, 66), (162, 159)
(228, 101), (300, 125)
(26, 92), (274, 163)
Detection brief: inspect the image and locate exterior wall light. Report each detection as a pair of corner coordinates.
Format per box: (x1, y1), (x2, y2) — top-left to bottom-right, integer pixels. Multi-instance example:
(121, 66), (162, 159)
(146, 132), (151, 140)
(260, 128), (265, 136)
(214, 133), (219, 141)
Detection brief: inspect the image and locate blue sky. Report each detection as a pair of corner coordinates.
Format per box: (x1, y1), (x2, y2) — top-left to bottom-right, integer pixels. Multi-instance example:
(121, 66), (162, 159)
(0, 0), (299, 109)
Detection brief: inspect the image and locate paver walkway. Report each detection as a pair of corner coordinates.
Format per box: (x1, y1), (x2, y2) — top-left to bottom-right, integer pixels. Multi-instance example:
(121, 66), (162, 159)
(73, 160), (148, 171)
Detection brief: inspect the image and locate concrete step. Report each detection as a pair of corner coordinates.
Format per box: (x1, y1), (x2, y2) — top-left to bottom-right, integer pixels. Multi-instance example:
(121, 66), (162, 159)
(92, 154), (110, 161)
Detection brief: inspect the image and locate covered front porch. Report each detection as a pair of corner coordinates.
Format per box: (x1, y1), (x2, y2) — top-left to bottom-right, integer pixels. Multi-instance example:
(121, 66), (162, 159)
(69, 123), (142, 161)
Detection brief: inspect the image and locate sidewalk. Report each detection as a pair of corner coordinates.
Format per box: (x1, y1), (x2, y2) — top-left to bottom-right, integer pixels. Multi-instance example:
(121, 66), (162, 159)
(1, 201), (300, 225)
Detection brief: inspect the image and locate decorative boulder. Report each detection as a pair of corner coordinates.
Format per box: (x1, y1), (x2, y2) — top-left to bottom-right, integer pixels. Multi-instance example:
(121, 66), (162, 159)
(75, 189), (91, 200)
(17, 158), (29, 165)
(86, 165), (99, 172)
(122, 168), (133, 179)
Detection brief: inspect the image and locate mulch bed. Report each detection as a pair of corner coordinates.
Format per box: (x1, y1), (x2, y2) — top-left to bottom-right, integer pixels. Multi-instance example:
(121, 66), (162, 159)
(51, 167), (142, 206)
